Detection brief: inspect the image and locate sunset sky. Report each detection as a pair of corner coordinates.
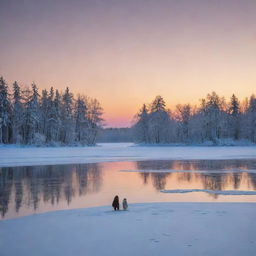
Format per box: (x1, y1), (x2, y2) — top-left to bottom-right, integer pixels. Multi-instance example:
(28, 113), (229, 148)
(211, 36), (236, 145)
(1, 0), (256, 127)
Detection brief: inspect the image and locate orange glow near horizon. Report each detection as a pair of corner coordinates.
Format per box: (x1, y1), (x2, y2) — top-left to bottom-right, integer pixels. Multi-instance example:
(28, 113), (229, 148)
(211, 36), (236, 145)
(1, 0), (256, 127)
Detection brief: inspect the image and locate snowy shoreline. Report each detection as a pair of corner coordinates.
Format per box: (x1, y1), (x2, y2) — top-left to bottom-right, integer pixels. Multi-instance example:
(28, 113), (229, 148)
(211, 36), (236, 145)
(1, 143), (256, 167)
(1, 202), (255, 256)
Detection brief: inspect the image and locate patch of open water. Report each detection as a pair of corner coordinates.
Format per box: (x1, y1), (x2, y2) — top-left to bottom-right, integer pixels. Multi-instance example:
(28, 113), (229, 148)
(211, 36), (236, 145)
(1, 159), (256, 219)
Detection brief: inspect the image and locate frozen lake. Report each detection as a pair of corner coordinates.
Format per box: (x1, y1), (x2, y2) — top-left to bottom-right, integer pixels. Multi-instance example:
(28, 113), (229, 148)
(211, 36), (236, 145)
(1, 159), (256, 220)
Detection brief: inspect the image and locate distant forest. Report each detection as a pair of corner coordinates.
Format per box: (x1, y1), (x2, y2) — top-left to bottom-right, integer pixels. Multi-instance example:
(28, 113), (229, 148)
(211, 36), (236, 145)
(97, 128), (133, 143)
(1, 76), (256, 145)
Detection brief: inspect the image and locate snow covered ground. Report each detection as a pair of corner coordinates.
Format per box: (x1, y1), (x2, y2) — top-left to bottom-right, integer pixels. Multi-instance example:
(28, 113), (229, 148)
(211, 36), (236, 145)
(1, 203), (255, 256)
(1, 143), (256, 167)
(1, 143), (256, 255)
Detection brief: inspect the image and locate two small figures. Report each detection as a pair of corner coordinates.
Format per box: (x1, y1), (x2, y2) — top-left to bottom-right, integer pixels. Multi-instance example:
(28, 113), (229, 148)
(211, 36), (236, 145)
(112, 195), (128, 211)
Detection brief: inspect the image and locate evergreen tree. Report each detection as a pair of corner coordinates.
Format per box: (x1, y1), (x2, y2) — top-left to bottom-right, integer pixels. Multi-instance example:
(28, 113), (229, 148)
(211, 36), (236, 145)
(46, 87), (56, 142)
(150, 95), (166, 112)
(201, 92), (227, 143)
(74, 96), (87, 144)
(24, 83), (41, 144)
(53, 89), (62, 142)
(247, 95), (256, 142)
(0, 77), (104, 145)
(12, 81), (23, 143)
(134, 104), (149, 143)
(0, 77), (11, 143)
(228, 94), (240, 140)
(148, 96), (172, 143)
(40, 89), (49, 136)
(61, 87), (74, 144)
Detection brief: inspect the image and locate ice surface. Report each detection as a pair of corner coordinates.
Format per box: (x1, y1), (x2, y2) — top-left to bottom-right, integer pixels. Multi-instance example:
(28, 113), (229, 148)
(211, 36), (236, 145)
(1, 203), (256, 256)
(161, 189), (256, 195)
(1, 142), (256, 167)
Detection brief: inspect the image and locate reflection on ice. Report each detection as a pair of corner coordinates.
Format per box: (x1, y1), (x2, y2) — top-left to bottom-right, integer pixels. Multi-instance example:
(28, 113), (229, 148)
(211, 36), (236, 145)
(0, 164), (102, 219)
(1, 159), (256, 219)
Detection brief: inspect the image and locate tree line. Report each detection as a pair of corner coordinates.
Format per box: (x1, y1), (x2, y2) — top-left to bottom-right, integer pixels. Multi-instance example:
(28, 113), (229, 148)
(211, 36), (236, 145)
(0, 76), (103, 145)
(133, 92), (256, 144)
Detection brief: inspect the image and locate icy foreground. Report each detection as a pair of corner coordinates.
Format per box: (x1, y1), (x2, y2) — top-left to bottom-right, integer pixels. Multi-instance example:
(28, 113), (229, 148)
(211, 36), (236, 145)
(1, 143), (256, 167)
(1, 203), (255, 256)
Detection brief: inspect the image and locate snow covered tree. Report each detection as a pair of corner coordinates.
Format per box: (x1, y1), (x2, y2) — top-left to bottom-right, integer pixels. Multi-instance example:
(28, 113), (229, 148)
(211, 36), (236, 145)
(5, 75), (256, 145)
(175, 104), (192, 142)
(45, 87), (56, 142)
(133, 96), (174, 144)
(23, 83), (42, 144)
(189, 109), (205, 143)
(0, 77), (11, 143)
(50, 89), (62, 142)
(60, 87), (74, 144)
(246, 95), (256, 142)
(84, 98), (103, 145)
(150, 95), (166, 112)
(199, 92), (227, 143)
(0, 77), (105, 145)
(133, 104), (150, 143)
(228, 94), (240, 140)
(40, 89), (49, 136)
(12, 81), (23, 143)
(148, 96), (173, 143)
(132, 92), (256, 145)
(74, 96), (87, 144)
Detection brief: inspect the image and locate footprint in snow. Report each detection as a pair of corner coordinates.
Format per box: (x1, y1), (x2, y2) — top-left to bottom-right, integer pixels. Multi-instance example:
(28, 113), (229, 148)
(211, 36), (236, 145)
(162, 233), (171, 237)
(149, 238), (160, 243)
(216, 211), (226, 214)
(216, 210), (226, 216)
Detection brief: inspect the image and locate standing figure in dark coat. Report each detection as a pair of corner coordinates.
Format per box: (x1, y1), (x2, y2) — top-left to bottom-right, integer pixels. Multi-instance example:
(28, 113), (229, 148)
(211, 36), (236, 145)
(112, 195), (119, 211)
